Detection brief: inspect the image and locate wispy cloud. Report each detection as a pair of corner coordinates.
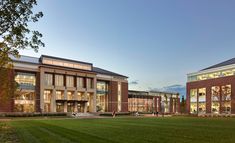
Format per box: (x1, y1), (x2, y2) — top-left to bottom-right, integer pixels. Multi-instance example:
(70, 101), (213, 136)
(129, 80), (139, 85)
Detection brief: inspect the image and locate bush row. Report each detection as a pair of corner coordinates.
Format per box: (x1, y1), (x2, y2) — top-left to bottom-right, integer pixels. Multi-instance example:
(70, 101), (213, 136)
(0, 112), (67, 117)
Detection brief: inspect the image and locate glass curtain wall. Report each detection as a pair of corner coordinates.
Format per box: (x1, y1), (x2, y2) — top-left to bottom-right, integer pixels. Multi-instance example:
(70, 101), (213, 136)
(96, 81), (108, 112)
(128, 95), (154, 112)
(44, 90), (52, 112)
(14, 91), (35, 112)
(14, 72), (36, 112)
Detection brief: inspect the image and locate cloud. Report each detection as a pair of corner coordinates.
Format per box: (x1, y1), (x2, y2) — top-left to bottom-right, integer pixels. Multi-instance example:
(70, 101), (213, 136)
(129, 80), (139, 85)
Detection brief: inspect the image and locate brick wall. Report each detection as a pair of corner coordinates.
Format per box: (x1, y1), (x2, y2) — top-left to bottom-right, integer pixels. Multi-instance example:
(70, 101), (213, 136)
(108, 81), (118, 112)
(121, 82), (128, 112)
(0, 69), (15, 112)
(35, 72), (41, 112)
(187, 75), (235, 114)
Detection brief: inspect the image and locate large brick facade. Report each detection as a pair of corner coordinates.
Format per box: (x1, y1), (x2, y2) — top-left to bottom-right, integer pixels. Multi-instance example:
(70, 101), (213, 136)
(186, 75), (235, 114)
(108, 81), (118, 112)
(0, 69), (15, 112)
(121, 82), (128, 112)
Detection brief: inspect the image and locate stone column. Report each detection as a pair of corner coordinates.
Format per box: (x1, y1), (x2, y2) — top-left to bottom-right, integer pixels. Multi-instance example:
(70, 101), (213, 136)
(93, 77), (97, 112)
(177, 97), (181, 113)
(64, 89), (67, 112)
(64, 101), (67, 112)
(84, 102), (88, 113)
(51, 88), (56, 112)
(74, 90), (78, 112)
(170, 97), (173, 113)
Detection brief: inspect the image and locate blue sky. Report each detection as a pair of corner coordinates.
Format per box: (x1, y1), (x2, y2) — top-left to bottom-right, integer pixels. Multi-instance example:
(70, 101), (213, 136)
(20, 0), (235, 94)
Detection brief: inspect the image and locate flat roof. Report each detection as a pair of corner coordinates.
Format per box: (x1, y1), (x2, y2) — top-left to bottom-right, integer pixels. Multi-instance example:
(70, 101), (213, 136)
(40, 55), (93, 66)
(128, 90), (179, 95)
(12, 55), (128, 78)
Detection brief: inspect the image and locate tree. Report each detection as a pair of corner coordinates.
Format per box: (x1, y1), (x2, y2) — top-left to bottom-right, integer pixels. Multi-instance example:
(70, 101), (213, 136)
(0, 0), (44, 67)
(0, 0), (44, 105)
(180, 96), (186, 113)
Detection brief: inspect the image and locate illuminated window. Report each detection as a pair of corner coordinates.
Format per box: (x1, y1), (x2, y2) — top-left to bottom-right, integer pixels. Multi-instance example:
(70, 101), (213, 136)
(198, 88), (206, 114)
(221, 85), (231, 114)
(118, 83), (122, 112)
(96, 81), (109, 112)
(56, 91), (64, 100)
(42, 58), (92, 71)
(44, 90), (51, 112)
(190, 89), (197, 114)
(222, 70), (233, 77)
(189, 68), (235, 82)
(15, 72), (36, 90)
(211, 86), (220, 114)
(14, 91), (35, 112)
(67, 91), (74, 100)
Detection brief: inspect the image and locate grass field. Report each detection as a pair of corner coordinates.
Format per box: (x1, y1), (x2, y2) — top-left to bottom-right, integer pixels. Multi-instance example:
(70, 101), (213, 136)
(1, 117), (235, 143)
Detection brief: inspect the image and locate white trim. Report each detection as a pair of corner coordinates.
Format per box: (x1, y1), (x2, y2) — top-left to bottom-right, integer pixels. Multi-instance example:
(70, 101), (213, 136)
(187, 64), (235, 76)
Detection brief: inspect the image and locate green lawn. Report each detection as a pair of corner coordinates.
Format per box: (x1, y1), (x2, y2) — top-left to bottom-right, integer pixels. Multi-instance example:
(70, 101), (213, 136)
(2, 117), (235, 143)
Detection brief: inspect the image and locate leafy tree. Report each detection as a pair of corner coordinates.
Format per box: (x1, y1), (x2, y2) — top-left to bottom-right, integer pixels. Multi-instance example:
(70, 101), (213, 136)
(0, 0), (44, 67)
(0, 0), (44, 104)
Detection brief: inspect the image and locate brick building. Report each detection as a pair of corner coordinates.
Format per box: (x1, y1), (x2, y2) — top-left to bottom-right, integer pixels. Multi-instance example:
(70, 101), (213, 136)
(0, 55), (128, 113)
(187, 58), (235, 115)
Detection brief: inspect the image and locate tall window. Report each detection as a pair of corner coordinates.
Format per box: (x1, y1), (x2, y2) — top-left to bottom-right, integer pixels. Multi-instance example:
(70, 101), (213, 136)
(55, 75), (64, 86)
(66, 76), (74, 87)
(118, 83), (122, 112)
(87, 78), (93, 89)
(198, 88), (206, 114)
(67, 103), (74, 112)
(56, 91), (64, 100)
(190, 89), (197, 114)
(77, 77), (85, 88)
(211, 86), (220, 114)
(15, 72), (36, 90)
(96, 81), (109, 112)
(45, 73), (53, 86)
(44, 90), (51, 112)
(56, 103), (64, 112)
(221, 85), (231, 114)
(14, 91), (35, 112)
(67, 91), (74, 100)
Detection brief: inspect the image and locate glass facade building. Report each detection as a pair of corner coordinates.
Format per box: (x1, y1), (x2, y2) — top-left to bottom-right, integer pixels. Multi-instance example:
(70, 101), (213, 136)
(128, 90), (180, 114)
